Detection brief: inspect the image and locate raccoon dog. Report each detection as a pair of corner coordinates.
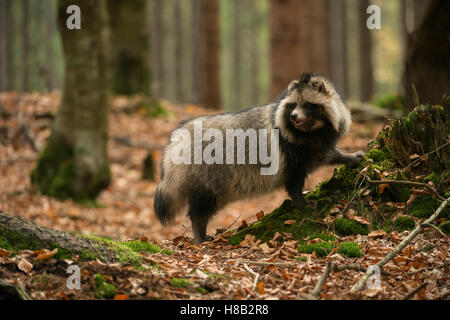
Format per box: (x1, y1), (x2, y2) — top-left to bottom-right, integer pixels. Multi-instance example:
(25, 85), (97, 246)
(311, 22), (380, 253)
(155, 73), (364, 243)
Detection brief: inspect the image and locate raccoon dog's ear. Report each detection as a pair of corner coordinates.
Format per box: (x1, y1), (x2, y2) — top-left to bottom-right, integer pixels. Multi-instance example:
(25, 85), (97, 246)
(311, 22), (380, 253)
(311, 79), (329, 95)
(288, 80), (300, 93)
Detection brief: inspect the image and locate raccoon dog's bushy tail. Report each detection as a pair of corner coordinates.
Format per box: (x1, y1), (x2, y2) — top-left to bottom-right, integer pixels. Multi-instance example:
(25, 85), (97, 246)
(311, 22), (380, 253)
(154, 184), (183, 225)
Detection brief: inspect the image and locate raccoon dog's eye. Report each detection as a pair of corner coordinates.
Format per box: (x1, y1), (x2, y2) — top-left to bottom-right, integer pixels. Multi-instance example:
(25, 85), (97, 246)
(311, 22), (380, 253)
(286, 103), (297, 109)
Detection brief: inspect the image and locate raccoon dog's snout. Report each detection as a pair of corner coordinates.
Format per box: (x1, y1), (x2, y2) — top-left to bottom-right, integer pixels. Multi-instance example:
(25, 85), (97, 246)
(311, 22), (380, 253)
(290, 113), (298, 121)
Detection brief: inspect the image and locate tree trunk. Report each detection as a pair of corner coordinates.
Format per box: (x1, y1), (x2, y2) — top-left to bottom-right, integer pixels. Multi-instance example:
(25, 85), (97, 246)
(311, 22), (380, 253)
(31, 0), (111, 201)
(270, 0), (307, 98)
(198, 0), (220, 109)
(21, 0), (29, 92)
(0, 0), (6, 91)
(404, 0), (450, 112)
(107, 0), (151, 95)
(329, 0), (348, 98)
(4, 0), (13, 92)
(173, 0), (183, 102)
(305, 0), (331, 76)
(232, 0), (241, 109)
(191, 0), (200, 104)
(151, 0), (164, 98)
(359, 0), (374, 102)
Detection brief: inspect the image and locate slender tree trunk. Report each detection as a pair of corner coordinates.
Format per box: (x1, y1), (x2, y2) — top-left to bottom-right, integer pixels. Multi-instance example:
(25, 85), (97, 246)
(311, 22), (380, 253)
(232, 0), (241, 108)
(174, 0), (183, 102)
(0, 0), (6, 91)
(191, 0), (200, 104)
(5, 0), (13, 92)
(43, 0), (55, 92)
(151, 0), (164, 98)
(404, 0), (450, 112)
(31, 0), (111, 201)
(358, 0), (374, 102)
(305, 0), (331, 76)
(249, 0), (260, 105)
(21, 0), (29, 92)
(270, 0), (307, 98)
(198, 0), (220, 109)
(329, 0), (348, 98)
(107, 0), (150, 95)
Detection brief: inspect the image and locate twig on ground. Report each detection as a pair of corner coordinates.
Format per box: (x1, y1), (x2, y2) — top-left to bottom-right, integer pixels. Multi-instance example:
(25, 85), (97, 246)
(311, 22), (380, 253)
(401, 282), (427, 300)
(422, 223), (449, 238)
(243, 263), (260, 291)
(229, 259), (299, 268)
(350, 196), (450, 293)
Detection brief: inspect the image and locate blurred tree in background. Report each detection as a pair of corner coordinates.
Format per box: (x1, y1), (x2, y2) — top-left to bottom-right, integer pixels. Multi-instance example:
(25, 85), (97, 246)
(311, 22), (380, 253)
(31, 0), (111, 201)
(107, 0), (151, 95)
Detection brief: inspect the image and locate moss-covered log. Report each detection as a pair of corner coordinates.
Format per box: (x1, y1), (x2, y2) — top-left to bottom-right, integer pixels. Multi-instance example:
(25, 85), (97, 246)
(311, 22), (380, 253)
(231, 100), (450, 244)
(0, 212), (168, 266)
(31, 0), (111, 201)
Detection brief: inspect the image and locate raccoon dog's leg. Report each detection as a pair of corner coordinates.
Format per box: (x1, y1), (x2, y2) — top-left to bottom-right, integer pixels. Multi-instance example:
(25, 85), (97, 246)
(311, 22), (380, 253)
(187, 189), (217, 243)
(285, 166), (310, 209)
(329, 148), (364, 167)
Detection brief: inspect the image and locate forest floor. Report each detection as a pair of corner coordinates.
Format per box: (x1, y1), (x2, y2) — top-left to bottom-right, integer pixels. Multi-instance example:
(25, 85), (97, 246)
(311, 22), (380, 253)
(0, 92), (448, 300)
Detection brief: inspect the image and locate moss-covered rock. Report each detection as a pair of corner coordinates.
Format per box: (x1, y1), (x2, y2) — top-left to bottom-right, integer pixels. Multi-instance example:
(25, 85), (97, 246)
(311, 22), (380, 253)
(393, 216), (416, 232)
(298, 241), (334, 257)
(334, 218), (369, 236)
(337, 242), (362, 258)
(94, 274), (116, 299)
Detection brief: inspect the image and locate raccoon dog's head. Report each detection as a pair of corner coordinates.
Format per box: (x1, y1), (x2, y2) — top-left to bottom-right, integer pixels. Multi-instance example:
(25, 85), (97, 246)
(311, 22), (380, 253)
(275, 73), (351, 143)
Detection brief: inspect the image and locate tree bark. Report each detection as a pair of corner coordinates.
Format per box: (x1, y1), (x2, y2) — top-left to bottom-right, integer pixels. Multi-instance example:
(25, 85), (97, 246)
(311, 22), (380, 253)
(232, 0), (241, 108)
(404, 0), (450, 112)
(174, 0), (183, 102)
(21, 0), (30, 92)
(198, 0), (221, 109)
(151, 0), (164, 98)
(107, 0), (151, 95)
(31, 0), (111, 201)
(359, 0), (374, 102)
(269, 0), (307, 99)
(305, 0), (331, 76)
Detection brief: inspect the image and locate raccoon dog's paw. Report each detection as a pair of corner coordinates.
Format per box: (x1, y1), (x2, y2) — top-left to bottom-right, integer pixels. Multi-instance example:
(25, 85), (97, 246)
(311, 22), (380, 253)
(347, 151), (365, 167)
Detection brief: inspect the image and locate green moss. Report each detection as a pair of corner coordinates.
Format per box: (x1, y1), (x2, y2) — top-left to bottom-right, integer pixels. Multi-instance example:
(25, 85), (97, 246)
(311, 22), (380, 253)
(337, 242), (362, 258)
(30, 135), (111, 201)
(296, 256), (307, 262)
(196, 287), (209, 294)
(334, 218), (369, 236)
(122, 240), (163, 254)
(439, 221), (450, 235)
(229, 200), (324, 244)
(366, 149), (389, 163)
(170, 278), (192, 289)
(94, 274), (116, 299)
(298, 241), (334, 257)
(393, 216), (415, 232)
(141, 99), (170, 118)
(373, 93), (405, 110)
(408, 195), (444, 218)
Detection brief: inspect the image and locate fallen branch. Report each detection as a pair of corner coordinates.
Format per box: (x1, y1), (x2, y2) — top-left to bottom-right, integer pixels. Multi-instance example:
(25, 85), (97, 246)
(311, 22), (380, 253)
(243, 263), (260, 291)
(309, 262), (369, 299)
(111, 136), (163, 150)
(401, 282), (427, 300)
(359, 173), (446, 202)
(350, 196), (450, 293)
(229, 259), (299, 268)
